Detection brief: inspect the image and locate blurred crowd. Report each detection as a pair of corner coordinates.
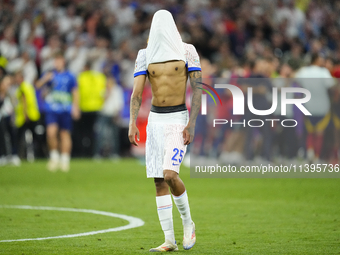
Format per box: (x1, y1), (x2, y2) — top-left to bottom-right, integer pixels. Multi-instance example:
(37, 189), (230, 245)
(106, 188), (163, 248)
(0, 0), (340, 166)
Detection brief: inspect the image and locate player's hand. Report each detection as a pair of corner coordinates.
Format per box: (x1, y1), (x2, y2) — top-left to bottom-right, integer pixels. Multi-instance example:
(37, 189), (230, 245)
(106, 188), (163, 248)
(44, 72), (54, 82)
(128, 123), (140, 146)
(183, 124), (195, 145)
(71, 105), (81, 120)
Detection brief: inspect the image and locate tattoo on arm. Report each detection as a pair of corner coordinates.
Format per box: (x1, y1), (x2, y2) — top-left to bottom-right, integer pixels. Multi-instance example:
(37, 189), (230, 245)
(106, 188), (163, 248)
(130, 96), (142, 124)
(188, 71), (202, 128)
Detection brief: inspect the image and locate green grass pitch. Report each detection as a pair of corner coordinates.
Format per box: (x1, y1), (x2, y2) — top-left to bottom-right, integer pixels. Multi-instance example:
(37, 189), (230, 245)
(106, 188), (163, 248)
(0, 159), (339, 254)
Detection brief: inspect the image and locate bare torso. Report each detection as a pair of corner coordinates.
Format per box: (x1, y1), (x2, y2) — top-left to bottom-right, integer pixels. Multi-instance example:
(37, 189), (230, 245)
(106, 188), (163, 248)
(148, 60), (187, 107)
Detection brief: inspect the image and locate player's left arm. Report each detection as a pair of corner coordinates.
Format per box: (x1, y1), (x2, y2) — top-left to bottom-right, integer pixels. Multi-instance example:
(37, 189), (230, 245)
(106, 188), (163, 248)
(71, 88), (80, 120)
(183, 70), (202, 145)
(71, 75), (80, 120)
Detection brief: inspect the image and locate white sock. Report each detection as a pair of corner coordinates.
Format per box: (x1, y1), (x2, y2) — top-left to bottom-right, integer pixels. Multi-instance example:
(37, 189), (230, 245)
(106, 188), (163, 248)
(60, 153), (70, 164)
(156, 195), (175, 244)
(172, 190), (192, 227)
(50, 150), (59, 161)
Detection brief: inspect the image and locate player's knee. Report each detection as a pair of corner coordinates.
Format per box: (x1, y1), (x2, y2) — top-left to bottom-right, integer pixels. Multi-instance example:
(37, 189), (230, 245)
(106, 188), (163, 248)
(47, 127), (57, 139)
(60, 130), (70, 138)
(163, 170), (177, 184)
(154, 178), (168, 194)
(154, 178), (165, 188)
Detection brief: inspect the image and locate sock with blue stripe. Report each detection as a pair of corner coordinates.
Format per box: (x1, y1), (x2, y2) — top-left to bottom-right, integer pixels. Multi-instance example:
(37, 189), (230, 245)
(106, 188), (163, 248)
(172, 190), (192, 227)
(156, 195), (175, 244)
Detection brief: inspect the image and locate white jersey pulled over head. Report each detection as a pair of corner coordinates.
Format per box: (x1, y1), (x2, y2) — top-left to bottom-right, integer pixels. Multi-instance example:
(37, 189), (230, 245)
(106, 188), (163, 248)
(146, 10), (186, 67)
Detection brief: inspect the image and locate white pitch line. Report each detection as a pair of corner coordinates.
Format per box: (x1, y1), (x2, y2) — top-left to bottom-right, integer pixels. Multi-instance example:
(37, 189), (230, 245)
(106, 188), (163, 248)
(0, 205), (145, 243)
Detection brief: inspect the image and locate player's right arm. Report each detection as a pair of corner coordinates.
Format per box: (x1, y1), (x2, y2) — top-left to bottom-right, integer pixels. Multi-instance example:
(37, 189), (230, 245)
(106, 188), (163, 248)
(129, 49), (147, 146)
(35, 72), (53, 89)
(128, 74), (146, 146)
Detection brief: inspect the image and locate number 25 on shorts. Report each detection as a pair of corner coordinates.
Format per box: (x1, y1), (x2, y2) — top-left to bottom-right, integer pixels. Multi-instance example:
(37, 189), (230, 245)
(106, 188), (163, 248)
(172, 148), (184, 166)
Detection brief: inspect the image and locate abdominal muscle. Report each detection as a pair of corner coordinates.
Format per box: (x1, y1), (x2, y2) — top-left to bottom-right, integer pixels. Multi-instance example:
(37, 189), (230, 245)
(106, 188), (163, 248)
(148, 60), (187, 107)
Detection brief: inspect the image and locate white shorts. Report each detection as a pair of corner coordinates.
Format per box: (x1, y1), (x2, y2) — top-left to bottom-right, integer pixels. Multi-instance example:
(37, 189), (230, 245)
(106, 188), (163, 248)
(146, 110), (189, 178)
